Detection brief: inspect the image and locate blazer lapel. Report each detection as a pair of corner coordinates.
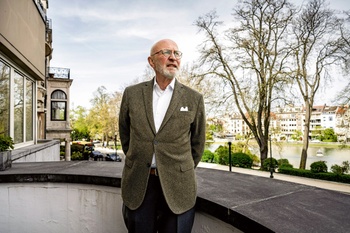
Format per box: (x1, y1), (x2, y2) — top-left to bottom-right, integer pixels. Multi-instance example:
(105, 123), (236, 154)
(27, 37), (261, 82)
(142, 79), (156, 135)
(158, 79), (183, 132)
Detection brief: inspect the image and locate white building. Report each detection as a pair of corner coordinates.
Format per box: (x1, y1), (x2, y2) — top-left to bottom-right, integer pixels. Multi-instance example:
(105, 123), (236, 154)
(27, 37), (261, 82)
(215, 104), (350, 141)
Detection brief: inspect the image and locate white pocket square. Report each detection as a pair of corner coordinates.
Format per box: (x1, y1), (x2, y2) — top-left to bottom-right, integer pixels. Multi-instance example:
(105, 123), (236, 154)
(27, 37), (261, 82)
(180, 106), (188, 111)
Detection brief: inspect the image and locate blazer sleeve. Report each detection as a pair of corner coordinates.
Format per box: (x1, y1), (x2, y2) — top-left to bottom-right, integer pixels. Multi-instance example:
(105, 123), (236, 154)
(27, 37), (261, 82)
(119, 87), (130, 155)
(191, 94), (206, 167)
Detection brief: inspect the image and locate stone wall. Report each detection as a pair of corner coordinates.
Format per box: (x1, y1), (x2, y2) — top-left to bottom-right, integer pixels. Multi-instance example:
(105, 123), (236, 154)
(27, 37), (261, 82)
(11, 140), (60, 162)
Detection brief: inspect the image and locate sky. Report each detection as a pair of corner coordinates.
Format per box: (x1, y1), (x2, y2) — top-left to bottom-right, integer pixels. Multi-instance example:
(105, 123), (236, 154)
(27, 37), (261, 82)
(48, 0), (349, 109)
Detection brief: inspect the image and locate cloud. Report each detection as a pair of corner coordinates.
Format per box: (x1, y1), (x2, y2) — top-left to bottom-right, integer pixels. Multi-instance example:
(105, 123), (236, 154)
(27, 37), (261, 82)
(48, 0), (347, 109)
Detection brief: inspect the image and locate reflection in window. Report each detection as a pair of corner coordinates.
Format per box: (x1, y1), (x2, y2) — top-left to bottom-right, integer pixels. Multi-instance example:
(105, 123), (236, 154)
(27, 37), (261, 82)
(26, 79), (33, 141)
(14, 72), (24, 143)
(0, 57), (35, 144)
(0, 61), (10, 136)
(51, 90), (67, 121)
(51, 90), (66, 99)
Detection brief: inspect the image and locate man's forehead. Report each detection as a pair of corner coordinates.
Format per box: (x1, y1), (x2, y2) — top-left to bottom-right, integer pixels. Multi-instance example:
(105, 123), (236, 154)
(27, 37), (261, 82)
(151, 40), (178, 52)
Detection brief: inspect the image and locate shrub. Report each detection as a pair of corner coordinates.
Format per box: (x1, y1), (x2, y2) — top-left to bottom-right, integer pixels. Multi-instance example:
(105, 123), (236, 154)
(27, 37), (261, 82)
(279, 163), (293, 169)
(331, 161), (350, 175)
(71, 151), (83, 160)
(214, 145), (229, 165)
(201, 149), (215, 163)
(331, 165), (343, 175)
(231, 152), (253, 168)
(0, 135), (14, 152)
(71, 143), (84, 153)
(278, 167), (350, 184)
(278, 159), (293, 169)
(249, 154), (260, 167)
(262, 157), (278, 171)
(310, 161), (328, 173)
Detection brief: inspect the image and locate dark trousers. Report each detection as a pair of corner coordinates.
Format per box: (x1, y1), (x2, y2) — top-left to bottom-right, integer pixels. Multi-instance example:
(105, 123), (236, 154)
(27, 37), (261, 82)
(122, 175), (195, 233)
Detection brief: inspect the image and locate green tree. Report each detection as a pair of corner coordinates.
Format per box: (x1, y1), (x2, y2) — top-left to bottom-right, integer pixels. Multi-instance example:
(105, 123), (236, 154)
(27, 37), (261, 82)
(70, 106), (89, 141)
(321, 128), (337, 142)
(87, 86), (112, 143)
(291, 130), (303, 141)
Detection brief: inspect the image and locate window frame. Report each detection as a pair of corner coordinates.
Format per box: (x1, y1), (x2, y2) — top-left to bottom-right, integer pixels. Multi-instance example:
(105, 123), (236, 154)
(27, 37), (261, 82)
(50, 90), (67, 121)
(0, 55), (36, 145)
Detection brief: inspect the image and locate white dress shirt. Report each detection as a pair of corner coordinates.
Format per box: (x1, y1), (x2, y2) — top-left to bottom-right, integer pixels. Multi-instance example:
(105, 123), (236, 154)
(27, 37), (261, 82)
(151, 78), (175, 167)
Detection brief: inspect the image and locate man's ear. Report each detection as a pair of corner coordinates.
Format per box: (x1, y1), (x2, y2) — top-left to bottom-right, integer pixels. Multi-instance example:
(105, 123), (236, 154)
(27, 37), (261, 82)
(148, 57), (155, 68)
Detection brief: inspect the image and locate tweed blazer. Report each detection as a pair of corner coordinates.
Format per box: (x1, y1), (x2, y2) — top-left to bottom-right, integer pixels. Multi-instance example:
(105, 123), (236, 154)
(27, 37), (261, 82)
(119, 78), (206, 214)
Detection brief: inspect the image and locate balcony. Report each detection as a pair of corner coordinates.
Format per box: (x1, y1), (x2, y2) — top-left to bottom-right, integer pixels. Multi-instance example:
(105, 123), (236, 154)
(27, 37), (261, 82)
(45, 19), (53, 57)
(48, 67), (71, 79)
(0, 161), (349, 232)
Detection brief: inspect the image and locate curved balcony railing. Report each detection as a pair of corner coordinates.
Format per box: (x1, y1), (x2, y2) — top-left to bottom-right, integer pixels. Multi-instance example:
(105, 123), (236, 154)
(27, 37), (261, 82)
(0, 160), (349, 233)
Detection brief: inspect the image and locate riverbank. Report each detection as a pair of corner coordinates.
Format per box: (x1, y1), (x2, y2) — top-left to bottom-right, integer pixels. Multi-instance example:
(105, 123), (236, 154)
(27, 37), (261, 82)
(207, 139), (350, 170)
(207, 139), (350, 148)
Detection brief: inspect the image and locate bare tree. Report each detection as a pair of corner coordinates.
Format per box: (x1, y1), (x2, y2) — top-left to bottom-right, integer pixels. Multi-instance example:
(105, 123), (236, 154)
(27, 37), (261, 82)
(195, 0), (295, 166)
(109, 90), (123, 146)
(290, 0), (347, 169)
(336, 11), (350, 105)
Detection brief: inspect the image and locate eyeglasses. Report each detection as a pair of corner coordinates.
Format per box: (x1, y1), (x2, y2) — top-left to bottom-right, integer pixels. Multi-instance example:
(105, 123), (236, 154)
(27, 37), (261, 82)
(151, 49), (183, 59)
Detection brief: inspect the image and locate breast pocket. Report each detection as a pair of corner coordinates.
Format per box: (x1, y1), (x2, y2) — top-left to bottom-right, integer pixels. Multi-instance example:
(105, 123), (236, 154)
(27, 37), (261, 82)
(174, 111), (195, 125)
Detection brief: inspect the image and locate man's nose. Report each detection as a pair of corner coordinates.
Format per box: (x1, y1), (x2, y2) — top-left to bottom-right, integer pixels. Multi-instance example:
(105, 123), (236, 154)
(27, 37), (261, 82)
(168, 52), (176, 60)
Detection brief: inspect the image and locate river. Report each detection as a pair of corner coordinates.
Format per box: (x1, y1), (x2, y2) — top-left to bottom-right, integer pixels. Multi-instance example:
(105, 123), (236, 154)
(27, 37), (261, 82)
(208, 141), (350, 170)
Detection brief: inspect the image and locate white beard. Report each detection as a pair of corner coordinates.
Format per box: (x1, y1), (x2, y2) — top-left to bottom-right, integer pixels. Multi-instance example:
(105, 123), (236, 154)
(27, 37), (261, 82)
(155, 63), (179, 80)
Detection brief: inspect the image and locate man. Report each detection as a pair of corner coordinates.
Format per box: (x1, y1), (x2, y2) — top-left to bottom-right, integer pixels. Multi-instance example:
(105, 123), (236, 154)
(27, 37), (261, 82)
(119, 39), (206, 233)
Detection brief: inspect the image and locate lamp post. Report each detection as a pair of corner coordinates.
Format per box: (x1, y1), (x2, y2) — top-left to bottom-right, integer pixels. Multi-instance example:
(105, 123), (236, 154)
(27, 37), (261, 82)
(228, 137), (233, 172)
(269, 134), (274, 178)
(114, 133), (117, 151)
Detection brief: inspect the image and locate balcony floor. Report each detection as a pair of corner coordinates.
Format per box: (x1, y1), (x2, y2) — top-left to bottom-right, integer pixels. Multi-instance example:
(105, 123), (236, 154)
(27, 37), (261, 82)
(1, 161), (350, 233)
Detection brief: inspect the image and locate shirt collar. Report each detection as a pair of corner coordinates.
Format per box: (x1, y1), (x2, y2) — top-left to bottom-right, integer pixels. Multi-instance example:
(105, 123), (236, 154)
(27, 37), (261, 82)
(153, 77), (175, 91)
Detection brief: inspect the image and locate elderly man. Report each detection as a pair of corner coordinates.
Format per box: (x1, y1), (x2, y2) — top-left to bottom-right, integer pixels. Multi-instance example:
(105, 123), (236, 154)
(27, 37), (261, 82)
(119, 39), (206, 233)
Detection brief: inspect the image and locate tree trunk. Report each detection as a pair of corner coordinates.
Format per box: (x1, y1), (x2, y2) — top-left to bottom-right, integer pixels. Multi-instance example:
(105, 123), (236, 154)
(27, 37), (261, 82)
(300, 102), (311, 169)
(260, 138), (268, 168)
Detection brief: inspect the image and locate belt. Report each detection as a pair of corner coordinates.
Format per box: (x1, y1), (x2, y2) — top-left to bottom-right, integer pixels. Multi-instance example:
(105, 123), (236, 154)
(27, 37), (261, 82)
(150, 168), (158, 176)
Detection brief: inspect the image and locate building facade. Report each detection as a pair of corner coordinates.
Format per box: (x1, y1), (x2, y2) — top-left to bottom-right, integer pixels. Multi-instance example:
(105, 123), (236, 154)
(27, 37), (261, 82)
(0, 0), (72, 159)
(216, 104), (350, 141)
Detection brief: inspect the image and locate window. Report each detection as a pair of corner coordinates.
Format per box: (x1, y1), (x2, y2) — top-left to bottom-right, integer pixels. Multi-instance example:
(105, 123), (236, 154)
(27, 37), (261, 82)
(0, 61), (10, 136)
(26, 79), (34, 141)
(0, 57), (35, 143)
(14, 72), (24, 143)
(51, 90), (67, 121)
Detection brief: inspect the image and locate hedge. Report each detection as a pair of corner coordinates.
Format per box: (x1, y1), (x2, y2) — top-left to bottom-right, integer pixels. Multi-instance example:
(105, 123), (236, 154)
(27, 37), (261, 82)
(278, 167), (350, 184)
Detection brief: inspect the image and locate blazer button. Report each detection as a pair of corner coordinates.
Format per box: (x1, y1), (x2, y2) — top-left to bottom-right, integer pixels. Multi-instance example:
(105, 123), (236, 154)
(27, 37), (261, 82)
(147, 163), (151, 167)
(154, 140), (158, 145)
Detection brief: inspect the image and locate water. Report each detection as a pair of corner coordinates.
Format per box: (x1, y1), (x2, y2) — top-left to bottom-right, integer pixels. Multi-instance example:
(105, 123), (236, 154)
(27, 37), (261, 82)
(271, 144), (350, 170)
(208, 142), (350, 170)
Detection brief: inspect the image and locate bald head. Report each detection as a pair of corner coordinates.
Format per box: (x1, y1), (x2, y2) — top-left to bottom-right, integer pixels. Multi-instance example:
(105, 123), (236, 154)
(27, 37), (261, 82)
(150, 39), (178, 55)
(148, 39), (181, 82)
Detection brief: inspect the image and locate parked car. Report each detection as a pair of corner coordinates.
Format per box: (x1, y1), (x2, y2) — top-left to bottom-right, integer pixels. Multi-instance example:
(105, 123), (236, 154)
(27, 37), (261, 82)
(91, 150), (104, 161)
(105, 153), (122, 162)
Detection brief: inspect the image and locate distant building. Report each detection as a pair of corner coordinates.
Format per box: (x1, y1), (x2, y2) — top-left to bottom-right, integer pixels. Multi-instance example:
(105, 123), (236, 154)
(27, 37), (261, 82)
(321, 105), (337, 129)
(213, 104), (350, 142)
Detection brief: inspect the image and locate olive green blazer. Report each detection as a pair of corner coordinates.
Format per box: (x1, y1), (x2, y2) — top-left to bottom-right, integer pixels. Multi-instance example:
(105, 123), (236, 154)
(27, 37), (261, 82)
(119, 78), (206, 214)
